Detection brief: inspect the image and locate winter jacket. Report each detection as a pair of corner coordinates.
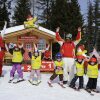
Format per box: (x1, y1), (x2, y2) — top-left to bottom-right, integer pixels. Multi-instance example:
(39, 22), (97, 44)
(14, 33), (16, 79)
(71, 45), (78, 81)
(56, 31), (81, 58)
(87, 64), (98, 78)
(55, 60), (64, 75)
(75, 62), (84, 76)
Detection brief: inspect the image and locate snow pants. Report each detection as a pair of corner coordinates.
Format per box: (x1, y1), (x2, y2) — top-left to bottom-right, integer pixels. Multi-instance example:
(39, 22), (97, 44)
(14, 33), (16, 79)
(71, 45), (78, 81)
(10, 64), (23, 78)
(50, 72), (63, 82)
(30, 69), (41, 80)
(70, 75), (84, 88)
(63, 58), (75, 82)
(86, 78), (97, 89)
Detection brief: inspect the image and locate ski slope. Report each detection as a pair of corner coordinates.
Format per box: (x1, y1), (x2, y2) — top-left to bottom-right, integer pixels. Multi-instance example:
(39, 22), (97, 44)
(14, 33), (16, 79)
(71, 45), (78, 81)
(0, 66), (100, 100)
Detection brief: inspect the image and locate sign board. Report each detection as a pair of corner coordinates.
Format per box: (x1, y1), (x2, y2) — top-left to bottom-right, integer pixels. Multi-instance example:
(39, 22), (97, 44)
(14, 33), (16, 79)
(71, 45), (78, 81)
(18, 35), (38, 41)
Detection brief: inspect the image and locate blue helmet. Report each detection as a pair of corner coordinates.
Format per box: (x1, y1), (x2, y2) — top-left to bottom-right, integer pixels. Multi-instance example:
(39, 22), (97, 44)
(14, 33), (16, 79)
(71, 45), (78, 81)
(56, 52), (62, 59)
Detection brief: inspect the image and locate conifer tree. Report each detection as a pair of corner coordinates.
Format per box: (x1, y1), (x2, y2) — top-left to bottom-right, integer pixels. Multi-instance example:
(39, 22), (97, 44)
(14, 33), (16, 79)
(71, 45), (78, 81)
(13, 0), (31, 25)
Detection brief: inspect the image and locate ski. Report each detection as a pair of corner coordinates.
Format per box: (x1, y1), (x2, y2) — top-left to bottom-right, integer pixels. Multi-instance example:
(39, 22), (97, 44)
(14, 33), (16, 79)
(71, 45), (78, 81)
(28, 80), (33, 85)
(29, 80), (41, 86)
(84, 89), (94, 96)
(58, 83), (66, 88)
(33, 81), (41, 86)
(8, 79), (14, 83)
(69, 86), (80, 91)
(13, 79), (25, 84)
(47, 82), (53, 87)
(92, 90), (100, 93)
(8, 80), (13, 83)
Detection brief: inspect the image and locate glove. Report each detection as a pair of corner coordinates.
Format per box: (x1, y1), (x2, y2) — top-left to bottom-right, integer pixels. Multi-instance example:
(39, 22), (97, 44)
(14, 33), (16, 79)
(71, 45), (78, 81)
(9, 43), (14, 49)
(56, 27), (60, 32)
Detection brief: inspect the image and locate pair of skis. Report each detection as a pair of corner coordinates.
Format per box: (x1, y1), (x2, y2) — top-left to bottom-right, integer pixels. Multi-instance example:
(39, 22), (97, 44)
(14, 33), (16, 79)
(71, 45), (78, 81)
(28, 80), (41, 86)
(8, 79), (25, 84)
(48, 82), (66, 88)
(69, 86), (99, 96)
(84, 89), (100, 96)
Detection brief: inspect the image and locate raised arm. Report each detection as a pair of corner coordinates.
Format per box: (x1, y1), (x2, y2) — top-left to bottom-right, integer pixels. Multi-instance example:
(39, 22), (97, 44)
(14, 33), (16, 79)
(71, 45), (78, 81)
(56, 27), (64, 46)
(18, 43), (25, 55)
(1, 21), (7, 38)
(74, 27), (82, 46)
(8, 43), (15, 55)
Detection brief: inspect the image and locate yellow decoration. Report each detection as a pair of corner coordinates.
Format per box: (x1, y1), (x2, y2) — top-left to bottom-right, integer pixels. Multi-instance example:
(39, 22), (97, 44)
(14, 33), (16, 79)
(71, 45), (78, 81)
(24, 17), (37, 28)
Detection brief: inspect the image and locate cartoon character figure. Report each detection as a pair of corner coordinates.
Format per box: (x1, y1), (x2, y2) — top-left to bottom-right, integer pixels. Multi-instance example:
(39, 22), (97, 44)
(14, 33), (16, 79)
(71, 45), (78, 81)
(24, 14), (37, 28)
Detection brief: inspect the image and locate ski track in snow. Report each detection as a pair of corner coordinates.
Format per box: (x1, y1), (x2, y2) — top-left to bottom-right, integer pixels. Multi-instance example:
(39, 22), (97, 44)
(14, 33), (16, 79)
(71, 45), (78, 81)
(0, 66), (100, 100)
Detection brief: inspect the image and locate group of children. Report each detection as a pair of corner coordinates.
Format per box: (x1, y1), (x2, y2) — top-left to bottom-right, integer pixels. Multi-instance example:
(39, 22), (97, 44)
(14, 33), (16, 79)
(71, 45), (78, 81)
(3, 41), (99, 93)
(0, 20), (100, 93)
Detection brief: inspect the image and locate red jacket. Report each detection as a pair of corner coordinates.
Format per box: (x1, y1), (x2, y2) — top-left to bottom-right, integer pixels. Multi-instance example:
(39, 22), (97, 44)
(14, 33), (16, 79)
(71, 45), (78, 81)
(60, 42), (75, 57)
(56, 31), (81, 58)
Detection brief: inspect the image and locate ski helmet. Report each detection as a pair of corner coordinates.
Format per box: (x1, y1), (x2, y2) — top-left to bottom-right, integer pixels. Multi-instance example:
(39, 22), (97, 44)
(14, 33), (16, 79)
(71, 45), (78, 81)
(65, 33), (72, 39)
(56, 52), (62, 59)
(90, 57), (97, 62)
(76, 55), (85, 60)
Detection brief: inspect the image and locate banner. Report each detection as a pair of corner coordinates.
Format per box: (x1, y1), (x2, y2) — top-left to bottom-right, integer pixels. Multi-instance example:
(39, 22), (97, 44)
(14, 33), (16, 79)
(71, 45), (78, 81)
(22, 61), (54, 72)
(18, 35), (38, 41)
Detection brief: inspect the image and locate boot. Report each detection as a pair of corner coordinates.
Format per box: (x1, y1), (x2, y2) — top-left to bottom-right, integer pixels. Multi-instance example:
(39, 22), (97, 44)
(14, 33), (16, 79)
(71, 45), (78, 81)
(63, 81), (68, 84)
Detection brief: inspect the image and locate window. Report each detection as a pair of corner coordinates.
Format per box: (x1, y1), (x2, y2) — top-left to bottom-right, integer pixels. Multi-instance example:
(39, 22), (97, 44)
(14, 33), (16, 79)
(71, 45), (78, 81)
(37, 39), (46, 51)
(26, 44), (32, 49)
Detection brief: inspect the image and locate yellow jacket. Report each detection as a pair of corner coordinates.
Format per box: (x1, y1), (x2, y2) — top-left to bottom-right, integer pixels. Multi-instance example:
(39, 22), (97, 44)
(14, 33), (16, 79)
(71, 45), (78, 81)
(87, 64), (98, 78)
(76, 62), (84, 76)
(12, 51), (23, 63)
(31, 56), (41, 69)
(55, 61), (64, 75)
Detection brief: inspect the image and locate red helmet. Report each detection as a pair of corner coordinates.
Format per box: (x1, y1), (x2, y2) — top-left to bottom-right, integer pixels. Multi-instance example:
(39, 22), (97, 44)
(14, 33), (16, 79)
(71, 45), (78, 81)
(76, 55), (85, 60)
(90, 57), (97, 62)
(44, 50), (51, 58)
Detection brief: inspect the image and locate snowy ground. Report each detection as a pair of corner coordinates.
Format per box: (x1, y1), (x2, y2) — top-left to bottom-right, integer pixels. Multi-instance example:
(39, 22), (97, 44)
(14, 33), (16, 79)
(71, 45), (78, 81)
(0, 66), (100, 100)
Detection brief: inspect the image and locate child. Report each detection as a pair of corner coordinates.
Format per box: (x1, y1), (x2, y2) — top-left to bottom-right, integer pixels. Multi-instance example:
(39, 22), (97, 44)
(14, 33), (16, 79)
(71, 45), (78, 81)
(43, 45), (52, 61)
(48, 53), (64, 87)
(0, 21), (7, 77)
(86, 55), (99, 93)
(28, 44), (42, 85)
(69, 55), (85, 90)
(8, 43), (25, 83)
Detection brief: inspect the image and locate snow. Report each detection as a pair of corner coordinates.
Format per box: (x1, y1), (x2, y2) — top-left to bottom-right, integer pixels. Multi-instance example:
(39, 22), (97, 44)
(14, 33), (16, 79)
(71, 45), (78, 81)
(38, 25), (55, 36)
(0, 25), (55, 36)
(0, 66), (100, 100)
(1, 25), (25, 35)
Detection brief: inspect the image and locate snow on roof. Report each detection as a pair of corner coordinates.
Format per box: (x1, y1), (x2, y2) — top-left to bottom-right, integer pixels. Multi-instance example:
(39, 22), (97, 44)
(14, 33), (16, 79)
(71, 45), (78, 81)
(0, 24), (55, 36)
